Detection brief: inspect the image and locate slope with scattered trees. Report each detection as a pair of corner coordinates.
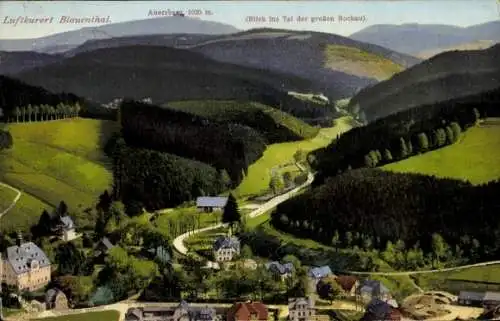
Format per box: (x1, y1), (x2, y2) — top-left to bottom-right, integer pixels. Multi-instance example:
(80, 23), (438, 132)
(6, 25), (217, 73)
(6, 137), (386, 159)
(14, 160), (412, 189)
(312, 87), (500, 183)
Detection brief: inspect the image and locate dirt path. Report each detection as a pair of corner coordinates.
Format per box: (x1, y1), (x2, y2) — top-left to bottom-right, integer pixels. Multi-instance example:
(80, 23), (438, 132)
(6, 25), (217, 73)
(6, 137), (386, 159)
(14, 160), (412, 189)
(0, 181), (21, 219)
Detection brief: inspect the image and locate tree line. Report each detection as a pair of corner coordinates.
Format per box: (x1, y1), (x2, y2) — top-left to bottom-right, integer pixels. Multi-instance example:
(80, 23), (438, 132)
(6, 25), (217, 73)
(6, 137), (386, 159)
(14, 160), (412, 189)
(119, 100), (267, 184)
(271, 168), (500, 264)
(6, 102), (81, 123)
(311, 87), (500, 183)
(105, 133), (230, 214)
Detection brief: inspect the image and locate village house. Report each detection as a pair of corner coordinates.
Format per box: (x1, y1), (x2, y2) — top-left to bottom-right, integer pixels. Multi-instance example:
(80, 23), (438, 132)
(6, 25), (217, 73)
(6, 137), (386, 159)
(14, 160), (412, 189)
(226, 301), (269, 321)
(308, 266), (333, 285)
(125, 301), (216, 321)
(0, 235), (51, 292)
(94, 237), (115, 258)
(360, 298), (401, 321)
(213, 236), (240, 262)
(56, 215), (77, 242)
(45, 288), (69, 310)
(335, 275), (359, 297)
(288, 297), (316, 321)
(265, 261), (294, 280)
(147, 245), (172, 264)
(458, 291), (500, 310)
(196, 196), (228, 212)
(358, 280), (391, 303)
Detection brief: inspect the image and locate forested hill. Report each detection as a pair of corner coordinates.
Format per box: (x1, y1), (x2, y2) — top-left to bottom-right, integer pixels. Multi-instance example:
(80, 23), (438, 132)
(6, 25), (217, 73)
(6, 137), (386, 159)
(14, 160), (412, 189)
(348, 44), (500, 122)
(119, 100), (267, 184)
(13, 45), (312, 105)
(272, 169), (500, 261)
(311, 87), (500, 184)
(0, 75), (113, 120)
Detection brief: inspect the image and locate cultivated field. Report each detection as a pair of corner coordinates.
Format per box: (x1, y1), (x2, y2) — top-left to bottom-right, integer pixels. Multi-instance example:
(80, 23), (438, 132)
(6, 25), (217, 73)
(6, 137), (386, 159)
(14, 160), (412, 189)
(383, 120), (500, 184)
(0, 118), (118, 231)
(324, 45), (404, 81)
(235, 116), (353, 197)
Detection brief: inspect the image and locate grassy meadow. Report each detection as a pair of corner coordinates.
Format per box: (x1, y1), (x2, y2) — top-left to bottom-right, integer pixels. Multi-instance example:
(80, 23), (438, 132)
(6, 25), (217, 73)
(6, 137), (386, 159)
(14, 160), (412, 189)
(414, 264), (500, 293)
(383, 120), (500, 184)
(0, 118), (118, 232)
(324, 45), (404, 81)
(31, 310), (120, 321)
(235, 116), (353, 197)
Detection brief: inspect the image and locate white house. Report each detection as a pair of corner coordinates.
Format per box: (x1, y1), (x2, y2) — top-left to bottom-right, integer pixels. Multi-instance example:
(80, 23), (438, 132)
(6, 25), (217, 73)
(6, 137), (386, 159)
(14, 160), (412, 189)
(59, 216), (77, 242)
(196, 197), (228, 212)
(212, 236), (240, 262)
(288, 297), (316, 321)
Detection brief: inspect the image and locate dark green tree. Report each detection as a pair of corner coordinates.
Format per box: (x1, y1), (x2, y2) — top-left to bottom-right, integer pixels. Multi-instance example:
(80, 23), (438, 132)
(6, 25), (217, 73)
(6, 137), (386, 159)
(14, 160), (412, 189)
(222, 193), (241, 231)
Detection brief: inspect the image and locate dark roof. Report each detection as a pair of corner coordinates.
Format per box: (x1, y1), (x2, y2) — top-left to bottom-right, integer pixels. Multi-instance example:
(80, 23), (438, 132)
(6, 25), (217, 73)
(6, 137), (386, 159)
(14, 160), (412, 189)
(336, 275), (359, 292)
(362, 298), (399, 321)
(308, 266), (332, 279)
(288, 297), (315, 309)
(359, 280), (390, 295)
(265, 261), (294, 275)
(459, 291), (486, 301)
(5, 242), (51, 275)
(213, 236), (240, 251)
(196, 196), (228, 208)
(483, 292), (500, 302)
(100, 237), (114, 250)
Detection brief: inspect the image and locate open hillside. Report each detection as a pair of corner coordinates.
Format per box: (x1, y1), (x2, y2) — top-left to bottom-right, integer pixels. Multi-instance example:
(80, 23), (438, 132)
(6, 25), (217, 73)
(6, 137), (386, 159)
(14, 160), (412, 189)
(188, 28), (419, 98)
(383, 118), (500, 184)
(348, 44), (500, 122)
(416, 40), (497, 59)
(0, 118), (117, 232)
(350, 21), (500, 55)
(13, 45), (336, 121)
(164, 100), (320, 142)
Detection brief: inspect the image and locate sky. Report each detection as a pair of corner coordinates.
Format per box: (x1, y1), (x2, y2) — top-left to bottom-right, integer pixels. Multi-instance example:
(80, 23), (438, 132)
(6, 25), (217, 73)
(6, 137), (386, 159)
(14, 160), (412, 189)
(0, 0), (498, 39)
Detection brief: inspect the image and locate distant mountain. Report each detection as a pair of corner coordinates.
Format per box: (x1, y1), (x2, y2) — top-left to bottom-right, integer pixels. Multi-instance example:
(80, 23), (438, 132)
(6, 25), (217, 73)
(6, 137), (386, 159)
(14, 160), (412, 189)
(58, 28), (421, 99)
(349, 44), (500, 122)
(0, 51), (63, 75)
(0, 16), (239, 52)
(350, 21), (500, 55)
(416, 40), (497, 59)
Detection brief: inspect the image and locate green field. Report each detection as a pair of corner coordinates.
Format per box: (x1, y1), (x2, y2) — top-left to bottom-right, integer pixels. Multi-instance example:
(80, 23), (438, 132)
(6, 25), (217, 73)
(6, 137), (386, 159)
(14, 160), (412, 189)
(165, 100), (320, 140)
(0, 118), (118, 231)
(31, 310), (120, 321)
(414, 264), (500, 293)
(383, 121), (500, 184)
(235, 116), (353, 197)
(154, 207), (221, 238)
(324, 45), (404, 81)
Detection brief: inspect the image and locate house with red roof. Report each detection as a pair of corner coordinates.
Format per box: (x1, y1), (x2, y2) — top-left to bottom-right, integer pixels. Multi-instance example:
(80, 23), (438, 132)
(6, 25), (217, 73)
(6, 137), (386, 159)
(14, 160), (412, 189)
(226, 301), (269, 321)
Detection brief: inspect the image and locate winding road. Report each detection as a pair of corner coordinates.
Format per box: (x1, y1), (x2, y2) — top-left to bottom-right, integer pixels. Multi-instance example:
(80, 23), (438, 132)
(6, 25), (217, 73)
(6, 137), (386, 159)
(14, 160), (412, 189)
(172, 165), (314, 258)
(0, 181), (21, 219)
